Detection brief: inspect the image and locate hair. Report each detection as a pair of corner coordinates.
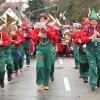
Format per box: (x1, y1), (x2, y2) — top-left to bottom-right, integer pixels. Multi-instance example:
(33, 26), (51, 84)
(39, 13), (48, 20)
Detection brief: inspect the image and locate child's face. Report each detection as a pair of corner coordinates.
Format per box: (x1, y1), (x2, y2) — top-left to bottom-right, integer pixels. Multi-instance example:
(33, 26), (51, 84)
(91, 20), (98, 27)
(40, 17), (46, 22)
(84, 23), (90, 28)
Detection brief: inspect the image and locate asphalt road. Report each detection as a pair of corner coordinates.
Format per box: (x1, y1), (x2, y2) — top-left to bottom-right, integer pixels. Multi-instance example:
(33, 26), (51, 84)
(0, 57), (100, 100)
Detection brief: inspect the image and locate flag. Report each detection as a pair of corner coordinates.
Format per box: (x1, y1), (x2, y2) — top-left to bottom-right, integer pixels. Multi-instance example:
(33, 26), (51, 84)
(6, 14), (15, 26)
(89, 8), (99, 21)
(59, 10), (66, 18)
(59, 13), (63, 18)
(0, 18), (5, 26)
(88, 7), (91, 17)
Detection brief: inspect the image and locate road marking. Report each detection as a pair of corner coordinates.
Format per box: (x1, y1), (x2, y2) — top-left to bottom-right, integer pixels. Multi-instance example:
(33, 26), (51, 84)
(59, 58), (63, 64)
(5, 72), (8, 84)
(63, 77), (71, 92)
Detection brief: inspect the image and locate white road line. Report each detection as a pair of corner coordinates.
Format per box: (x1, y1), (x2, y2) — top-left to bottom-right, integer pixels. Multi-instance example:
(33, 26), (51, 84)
(63, 77), (71, 92)
(5, 72), (8, 84)
(59, 58), (63, 64)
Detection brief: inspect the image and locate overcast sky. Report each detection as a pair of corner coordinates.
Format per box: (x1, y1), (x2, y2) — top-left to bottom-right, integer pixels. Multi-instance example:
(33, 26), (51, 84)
(6, 0), (29, 11)
(6, 0), (28, 2)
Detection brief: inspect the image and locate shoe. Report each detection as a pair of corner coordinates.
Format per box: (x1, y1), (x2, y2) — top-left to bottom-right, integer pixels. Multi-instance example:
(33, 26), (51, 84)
(83, 78), (88, 83)
(27, 65), (30, 67)
(50, 76), (54, 81)
(19, 69), (22, 72)
(8, 75), (12, 81)
(37, 85), (44, 91)
(44, 86), (49, 90)
(0, 81), (4, 88)
(7, 72), (12, 81)
(97, 80), (100, 87)
(79, 76), (82, 78)
(75, 66), (78, 69)
(91, 86), (96, 91)
(15, 70), (19, 76)
(0, 72), (5, 88)
(84, 79), (88, 83)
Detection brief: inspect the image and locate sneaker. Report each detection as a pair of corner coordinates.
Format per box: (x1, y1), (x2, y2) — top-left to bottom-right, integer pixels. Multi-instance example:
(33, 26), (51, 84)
(83, 78), (88, 83)
(79, 76), (82, 78)
(8, 75), (12, 81)
(0, 81), (4, 88)
(44, 86), (49, 90)
(75, 67), (78, 69)
(19, 69), (22, 72)
(50, 76), (54, 81)
(84, 79), (88, 83)
(37, 85), (44, 91)
(27, 65), (30, 67)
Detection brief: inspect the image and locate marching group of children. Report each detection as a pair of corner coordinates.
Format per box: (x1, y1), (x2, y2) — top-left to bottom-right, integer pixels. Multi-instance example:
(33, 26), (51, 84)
(0, 18), (34, 88)
(0, 8), (100, 92)
(71, 9), (100, 91)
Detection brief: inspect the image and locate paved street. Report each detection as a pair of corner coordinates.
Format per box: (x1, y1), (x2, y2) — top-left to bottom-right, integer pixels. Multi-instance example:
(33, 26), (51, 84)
(0, 57), (100, 100)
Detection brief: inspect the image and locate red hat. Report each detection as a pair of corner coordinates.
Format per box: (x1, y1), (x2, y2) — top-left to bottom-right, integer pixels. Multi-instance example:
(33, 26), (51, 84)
(83, 17), (91, 25)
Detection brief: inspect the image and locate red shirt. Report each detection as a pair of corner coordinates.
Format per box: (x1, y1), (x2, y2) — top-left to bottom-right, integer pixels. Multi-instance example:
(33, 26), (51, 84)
(74, 31), (83, 46)
(32, 27), (60, 45)
(70, 32), (76, 39)
(48, 27), (60, 45)
(0, 31), (10, 47)
(11, 33), (22, 47)
(17, 30), (25, 43)
(81, 25), (100, 45)
(22, 29), (33, 40)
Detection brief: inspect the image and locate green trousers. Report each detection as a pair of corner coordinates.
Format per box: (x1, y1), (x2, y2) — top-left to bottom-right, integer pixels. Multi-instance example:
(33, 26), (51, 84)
(24, 40), (31, 65)
(24, 49), (30, 65)
(0, 58), (5, 81)
(19, 45), (24, 69)
(0, 47), (5, 81)
(73, 45), (80, 68)
(50, 46), (56, 78)
(79, 46), (89, 80)
(86, 42), (100, 87)
(12, 45), (22, 71)
(36, 42), (53, 86)
(5, 44), (14, 75)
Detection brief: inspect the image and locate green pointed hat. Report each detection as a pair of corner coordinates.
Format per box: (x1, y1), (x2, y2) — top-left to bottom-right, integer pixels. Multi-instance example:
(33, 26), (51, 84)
(89, 9), (99, 21)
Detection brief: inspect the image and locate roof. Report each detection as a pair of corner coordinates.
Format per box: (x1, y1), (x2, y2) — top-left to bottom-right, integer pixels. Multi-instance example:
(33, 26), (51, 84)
(0, 0), (6, 5)
(0, 2), (24, 9)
